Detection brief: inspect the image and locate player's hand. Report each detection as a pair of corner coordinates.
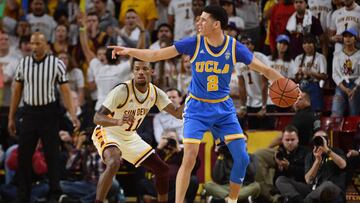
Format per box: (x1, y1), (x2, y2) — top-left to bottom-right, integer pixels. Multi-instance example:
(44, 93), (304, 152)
(70, 115), (81, 132)
(108, 46), (130, 58)
(8, 118), (16, 137)
(117, 114), (135, 126)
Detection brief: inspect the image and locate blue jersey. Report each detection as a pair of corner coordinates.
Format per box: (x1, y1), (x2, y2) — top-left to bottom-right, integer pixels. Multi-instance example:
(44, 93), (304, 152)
(174, 35), (253, 100)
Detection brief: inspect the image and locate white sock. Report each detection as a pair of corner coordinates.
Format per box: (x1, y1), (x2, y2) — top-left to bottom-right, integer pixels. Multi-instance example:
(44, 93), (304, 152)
(228, 198), (237, 203)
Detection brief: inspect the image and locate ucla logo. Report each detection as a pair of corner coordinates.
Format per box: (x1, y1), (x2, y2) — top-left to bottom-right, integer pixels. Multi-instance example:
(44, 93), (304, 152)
(225, 51), (231, 60)
(195, 61), (229, 74)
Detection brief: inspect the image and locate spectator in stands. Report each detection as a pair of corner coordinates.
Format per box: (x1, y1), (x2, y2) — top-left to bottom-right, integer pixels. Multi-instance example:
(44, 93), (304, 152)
(58, 52), (85, 106)
(237, 35), (271, 129)
(276, 130), (347, 203)
(177, 55), (192, 95)
(221, 0), (245, 32)
(204, 141), (260, 202)
(308, 0), (332, 33)
(59, 130), (120, 203)
(285, 0), (326, 59)
(119, 0), (158, 32)
(93, 0), (119, 33)
(168, 0), (195, 41)
(331, 28), (360, 117)
(329, 0), (360, 53)
(139, 129), (200, 203)
(153, 88), (184, 144)
(269, 91), (321, 147)
(150, 24), (177, 90)
(116, 9), (149, 48)
(50, 25), (74, 56)
(75, 11), (113, 71)
(235, 0), (261, 50)
(78, 12), (133, 111)
(8, 20), (31, 47)
(263, 0), (279, 54)
(269, 0), (295, 53)
(0, 142), (50, 203)
(26, 0), (57, 42)
(294, 35), (327, 112)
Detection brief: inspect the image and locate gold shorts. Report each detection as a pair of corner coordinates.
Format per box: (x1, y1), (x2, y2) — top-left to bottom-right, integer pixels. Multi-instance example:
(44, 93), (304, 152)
(92, 126), (154, 167)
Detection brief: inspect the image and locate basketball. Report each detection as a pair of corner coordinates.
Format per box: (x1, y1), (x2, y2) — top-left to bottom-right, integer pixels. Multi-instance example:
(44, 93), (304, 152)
(269, 78), (299, 108)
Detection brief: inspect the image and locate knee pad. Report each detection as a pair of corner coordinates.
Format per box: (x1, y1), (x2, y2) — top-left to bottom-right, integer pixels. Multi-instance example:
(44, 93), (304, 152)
(227, 139), (250, 184)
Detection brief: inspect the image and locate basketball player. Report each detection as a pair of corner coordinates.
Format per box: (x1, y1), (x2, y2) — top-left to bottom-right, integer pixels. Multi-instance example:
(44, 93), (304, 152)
(92, 58), (183, 203)
(109, 5), (285, 203)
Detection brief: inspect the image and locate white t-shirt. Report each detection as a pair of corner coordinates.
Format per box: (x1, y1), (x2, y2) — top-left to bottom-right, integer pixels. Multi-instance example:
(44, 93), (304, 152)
(308, 0), (332, 31)
(90, 58), (133, 110)
(330, 4), (360, 52)
(68, 68), (85, 91)
(229, 16), (245, 30)
(168, 0), (195, 41)
(294, 52), (327, 83)
(332, 49), (360, 86)
(235, 51), (269, 107)
(268, 57), (296, 78)
(1, 50), (22, 106)
(102, 80), (171, 139)
(26, 13), (57, 42)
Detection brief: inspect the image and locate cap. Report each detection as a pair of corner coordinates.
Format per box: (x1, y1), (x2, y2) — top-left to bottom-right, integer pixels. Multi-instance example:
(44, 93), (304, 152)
(342, 27), (358, 37)
(276, 34), (290, 43)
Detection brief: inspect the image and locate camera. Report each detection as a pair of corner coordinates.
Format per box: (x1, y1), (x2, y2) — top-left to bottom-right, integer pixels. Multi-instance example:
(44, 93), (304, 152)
(165, 138), (177, 149)
(313, 136), (324, 147)
(276, 148), (286, 160)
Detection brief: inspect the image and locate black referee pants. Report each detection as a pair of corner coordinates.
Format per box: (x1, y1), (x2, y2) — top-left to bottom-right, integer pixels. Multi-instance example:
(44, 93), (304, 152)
(17, 103), (61, 202)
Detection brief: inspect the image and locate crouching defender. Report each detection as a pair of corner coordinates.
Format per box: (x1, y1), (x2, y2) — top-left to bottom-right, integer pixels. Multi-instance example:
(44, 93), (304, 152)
(92, 58), (183, 203)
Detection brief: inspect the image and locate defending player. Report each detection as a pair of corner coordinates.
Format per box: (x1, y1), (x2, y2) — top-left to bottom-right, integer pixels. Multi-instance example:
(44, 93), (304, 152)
(109, 5), (285, 203)
(92, 58), (183, 203)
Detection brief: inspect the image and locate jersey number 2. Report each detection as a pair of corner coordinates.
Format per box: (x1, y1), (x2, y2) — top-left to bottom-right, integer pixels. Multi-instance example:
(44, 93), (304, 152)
(125, 118), (142, 131)
(207, 75), (219, 91)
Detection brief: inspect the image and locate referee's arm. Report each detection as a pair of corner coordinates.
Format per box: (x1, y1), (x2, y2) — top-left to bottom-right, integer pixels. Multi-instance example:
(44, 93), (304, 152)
(8, 81), (23, 137)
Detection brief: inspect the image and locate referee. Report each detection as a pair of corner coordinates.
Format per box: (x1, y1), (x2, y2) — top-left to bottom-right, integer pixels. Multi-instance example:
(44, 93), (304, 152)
(7, 32), (80, 203)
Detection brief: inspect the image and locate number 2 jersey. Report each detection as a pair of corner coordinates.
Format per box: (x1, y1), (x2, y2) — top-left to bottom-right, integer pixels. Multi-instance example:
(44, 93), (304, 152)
(174, 35), (253, 100)
(99, 80), (171, 140)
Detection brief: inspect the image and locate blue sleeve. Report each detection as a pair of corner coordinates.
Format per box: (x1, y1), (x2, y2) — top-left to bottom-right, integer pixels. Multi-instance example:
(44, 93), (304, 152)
(235, 41), (253, 65)
(174, 36), (197, 56)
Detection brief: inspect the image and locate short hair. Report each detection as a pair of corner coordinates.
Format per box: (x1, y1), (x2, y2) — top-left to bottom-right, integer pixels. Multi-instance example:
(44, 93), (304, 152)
(165, 88), (182, 97)
(87, 11), (100, 22)
(131, 57), (152, 69)
(283, 125), (299, 135)
(19, 35), (31, 47)
(157, 23), (173, 34)
(203, 5), (228, 30)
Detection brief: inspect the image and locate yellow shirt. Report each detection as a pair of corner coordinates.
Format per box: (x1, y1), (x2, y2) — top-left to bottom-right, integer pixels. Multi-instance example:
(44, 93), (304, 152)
(264, 0), (277, 46)
(119, 0), (158, 27)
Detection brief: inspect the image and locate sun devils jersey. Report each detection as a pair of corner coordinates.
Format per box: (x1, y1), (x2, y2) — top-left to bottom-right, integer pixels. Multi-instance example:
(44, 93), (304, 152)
(99, 80), (171, 140)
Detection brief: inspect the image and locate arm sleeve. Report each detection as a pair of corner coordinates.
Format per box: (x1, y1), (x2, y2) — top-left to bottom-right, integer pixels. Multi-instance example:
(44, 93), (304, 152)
(235, 41), (253, 65)
(57, 59), (69, 84)
(155, 87), (172, 111)
(102, 84), (129, 112)
(14, 58), (24, 82)
(153, 114), (164, 143)
(332, 54), (343, 85)
(174, 36), (197, 56)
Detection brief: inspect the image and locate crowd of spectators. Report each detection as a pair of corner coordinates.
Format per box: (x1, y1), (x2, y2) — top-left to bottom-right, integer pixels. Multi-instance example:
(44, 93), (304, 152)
(0, 0), (359, 202)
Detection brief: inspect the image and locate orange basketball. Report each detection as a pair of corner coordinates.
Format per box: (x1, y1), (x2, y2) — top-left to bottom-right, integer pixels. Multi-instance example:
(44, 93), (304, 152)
(269, 78), (299, 108)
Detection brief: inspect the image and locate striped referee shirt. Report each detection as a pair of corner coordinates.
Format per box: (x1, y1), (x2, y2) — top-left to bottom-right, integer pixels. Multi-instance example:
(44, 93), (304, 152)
(15, 54), (68, 106)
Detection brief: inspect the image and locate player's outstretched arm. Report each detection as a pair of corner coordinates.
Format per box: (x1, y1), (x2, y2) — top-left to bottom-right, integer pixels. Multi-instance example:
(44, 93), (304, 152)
(162, 103), (184, 119)
(248, 57), (284, 82)
(94, 106), (135, 127)
(108, 45), (179, 62)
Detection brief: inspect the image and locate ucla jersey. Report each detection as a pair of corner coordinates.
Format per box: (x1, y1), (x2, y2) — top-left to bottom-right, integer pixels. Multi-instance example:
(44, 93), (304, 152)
(189, 35), (237, 100)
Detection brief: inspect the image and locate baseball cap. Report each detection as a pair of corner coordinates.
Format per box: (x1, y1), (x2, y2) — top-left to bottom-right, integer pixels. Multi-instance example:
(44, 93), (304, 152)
(276, 34), (290, 43)
(342, 27), (358, 37)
